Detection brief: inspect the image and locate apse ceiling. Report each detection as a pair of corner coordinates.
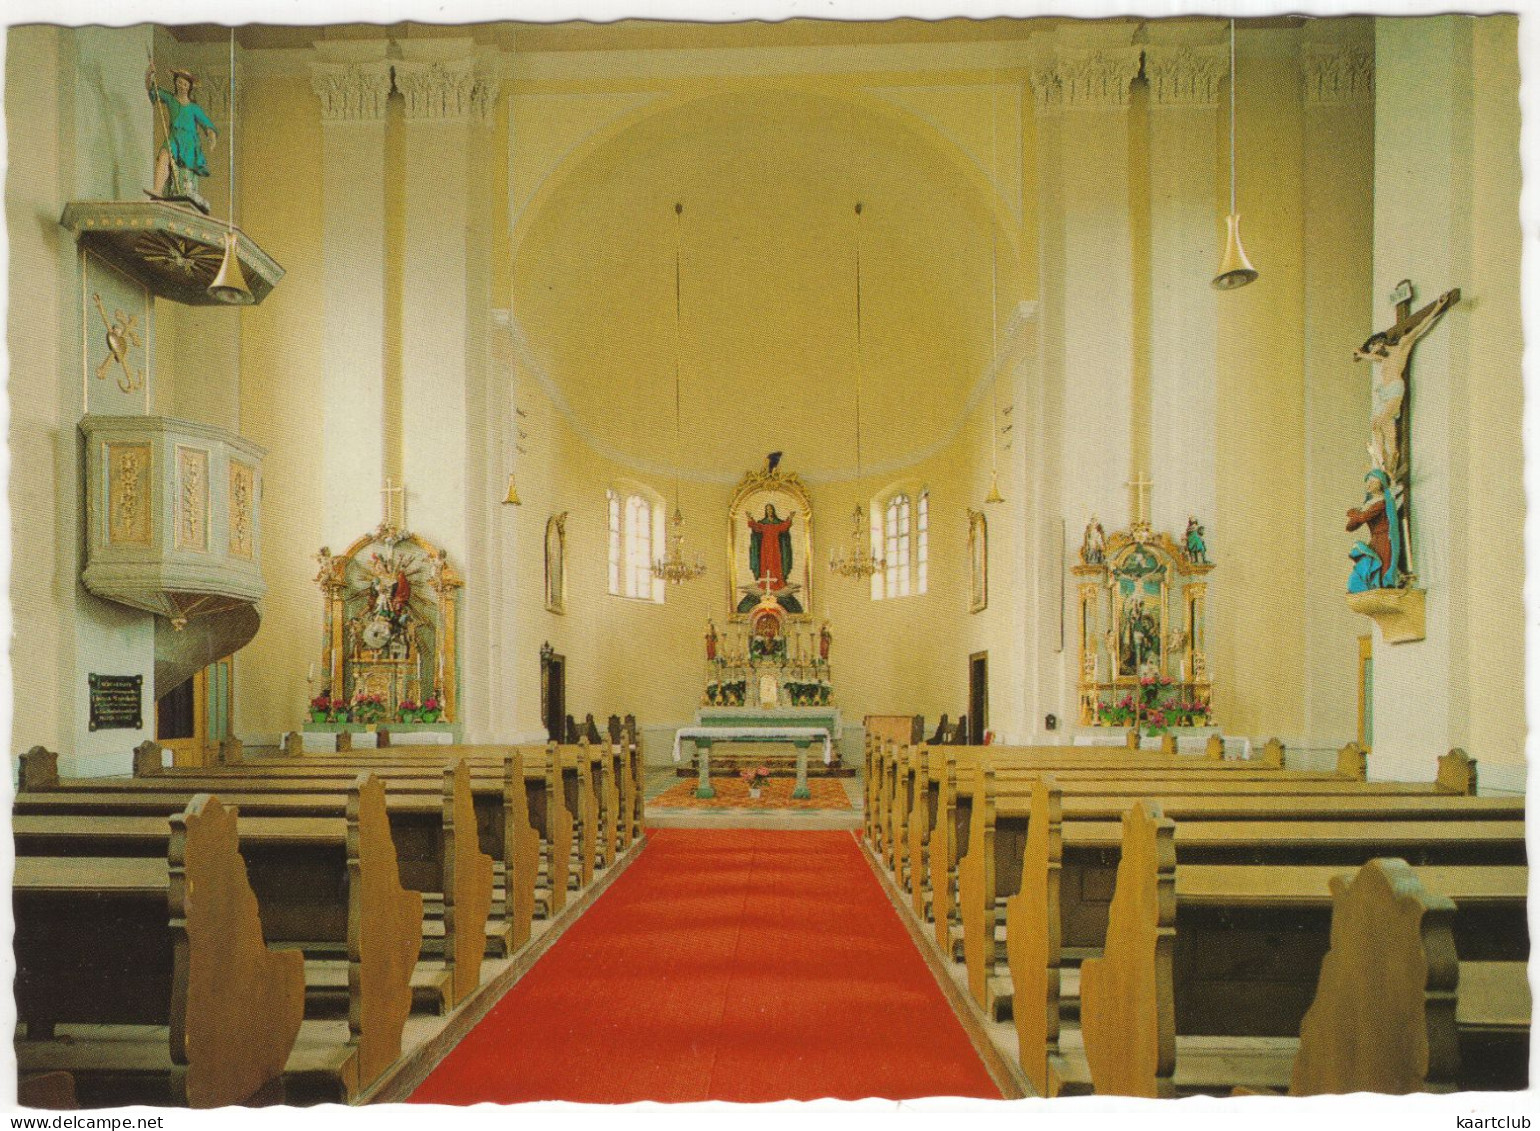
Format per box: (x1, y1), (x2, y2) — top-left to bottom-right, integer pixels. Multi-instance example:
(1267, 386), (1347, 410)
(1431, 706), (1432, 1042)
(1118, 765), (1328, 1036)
(510, 88), (1026, 483)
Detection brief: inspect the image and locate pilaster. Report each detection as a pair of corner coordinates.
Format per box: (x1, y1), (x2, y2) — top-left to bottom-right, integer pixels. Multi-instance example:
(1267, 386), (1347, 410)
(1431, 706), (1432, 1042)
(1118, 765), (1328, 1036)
(1300, 29), (1375, 749)
(311, 46), (392, 548)
(1144, 36), (1226, 539)
(1036, 41), (1141, 530)
(397, 43), (500, 738)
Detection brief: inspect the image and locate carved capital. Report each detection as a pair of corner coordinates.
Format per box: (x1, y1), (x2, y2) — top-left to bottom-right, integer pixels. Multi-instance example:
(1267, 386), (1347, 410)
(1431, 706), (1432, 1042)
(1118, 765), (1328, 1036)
(309, 60), (393, 121)
(1300, 44), (1374, 106)
(1144, 43), (1227, 107)
(1035, 46), (1143, 111)
(394, 58), (497, 121)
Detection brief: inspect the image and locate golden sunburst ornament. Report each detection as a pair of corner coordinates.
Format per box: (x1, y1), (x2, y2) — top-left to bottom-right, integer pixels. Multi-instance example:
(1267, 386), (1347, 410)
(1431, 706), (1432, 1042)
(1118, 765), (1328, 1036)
(135, 231), (223, 281)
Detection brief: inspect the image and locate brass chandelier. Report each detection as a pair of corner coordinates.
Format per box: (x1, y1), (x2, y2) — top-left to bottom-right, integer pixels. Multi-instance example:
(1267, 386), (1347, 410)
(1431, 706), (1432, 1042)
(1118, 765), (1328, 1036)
(829, 202), (885, 582)
(652, 202), (707, 585)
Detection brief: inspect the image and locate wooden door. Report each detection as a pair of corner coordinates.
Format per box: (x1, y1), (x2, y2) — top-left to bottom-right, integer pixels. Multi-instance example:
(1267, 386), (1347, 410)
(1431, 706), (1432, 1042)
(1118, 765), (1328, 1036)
(542, 647), (567, 742)
(156, 657), (234, 768)
(968, 651), (988, 745)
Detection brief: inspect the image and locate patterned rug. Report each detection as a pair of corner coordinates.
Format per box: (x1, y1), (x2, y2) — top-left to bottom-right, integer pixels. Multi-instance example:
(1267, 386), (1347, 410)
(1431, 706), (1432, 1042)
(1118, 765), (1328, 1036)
(650, 776), (852, 811)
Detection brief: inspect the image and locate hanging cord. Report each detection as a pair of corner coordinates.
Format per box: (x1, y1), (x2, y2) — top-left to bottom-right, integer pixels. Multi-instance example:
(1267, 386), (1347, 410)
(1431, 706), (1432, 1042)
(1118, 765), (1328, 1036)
(854, 201), (864, 484)
(1228, 19), (1237, 217)
(672, 202), (684, 514)
(227, 28), (236, 229)
(989, 74), (1000, 476)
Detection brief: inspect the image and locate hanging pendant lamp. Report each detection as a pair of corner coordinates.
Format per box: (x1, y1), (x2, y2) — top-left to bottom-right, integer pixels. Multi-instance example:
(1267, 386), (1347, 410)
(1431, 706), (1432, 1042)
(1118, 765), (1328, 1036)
(209, 30), (254, 305)
(1213, 19), (1258, 291)
(830, 202), (885, 582)
(652, 202), (706, 585)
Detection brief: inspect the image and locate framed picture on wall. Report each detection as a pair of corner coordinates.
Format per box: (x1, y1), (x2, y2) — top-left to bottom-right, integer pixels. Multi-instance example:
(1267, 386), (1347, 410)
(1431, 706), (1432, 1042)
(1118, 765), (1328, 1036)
(968, 509), (987, 614)
(544, 512), (567, 615)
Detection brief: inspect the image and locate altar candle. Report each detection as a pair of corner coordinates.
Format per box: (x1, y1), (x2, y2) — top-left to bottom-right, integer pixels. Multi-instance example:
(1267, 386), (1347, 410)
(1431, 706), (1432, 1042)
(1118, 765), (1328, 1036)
(308, 662), (316, 681)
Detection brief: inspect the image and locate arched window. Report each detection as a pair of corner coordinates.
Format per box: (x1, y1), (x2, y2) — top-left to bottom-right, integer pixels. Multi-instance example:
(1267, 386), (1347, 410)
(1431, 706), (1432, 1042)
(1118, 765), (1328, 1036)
(885, 493), (911, 598)
(872, 485), (929, 600)
(607, 487), (664, 602)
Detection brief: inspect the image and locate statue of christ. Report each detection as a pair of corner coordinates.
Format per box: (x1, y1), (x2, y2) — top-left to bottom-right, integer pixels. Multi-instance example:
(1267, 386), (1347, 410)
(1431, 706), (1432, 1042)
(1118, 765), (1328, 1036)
(748, 504), (794, 590)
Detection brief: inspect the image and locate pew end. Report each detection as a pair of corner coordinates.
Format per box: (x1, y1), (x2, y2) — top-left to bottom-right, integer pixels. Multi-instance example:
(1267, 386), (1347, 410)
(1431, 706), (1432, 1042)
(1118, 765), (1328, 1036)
(19, 745), (60, 790)
(1079, 801), (1178, 1098)
(348, 774), (424, 1091)
(170, 794), (307, 1107)
(1334, 742), (1368, 780)
(1437, 749), (1478, 796)
(1005, 776), (1066, 1098)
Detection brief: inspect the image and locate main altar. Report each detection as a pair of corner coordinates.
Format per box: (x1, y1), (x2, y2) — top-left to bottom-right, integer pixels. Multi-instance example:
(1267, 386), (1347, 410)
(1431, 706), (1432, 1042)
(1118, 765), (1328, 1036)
(676, 460), (849, 795)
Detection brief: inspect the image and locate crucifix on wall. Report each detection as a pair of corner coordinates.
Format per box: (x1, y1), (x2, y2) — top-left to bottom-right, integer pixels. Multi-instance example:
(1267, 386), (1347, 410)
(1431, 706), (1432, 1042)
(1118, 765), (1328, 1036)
(1355, 280), (1460, 486)
(380, 477), (408, 534)
(1126, 471), (1154, 529)
(1346, 280), (1460, 599)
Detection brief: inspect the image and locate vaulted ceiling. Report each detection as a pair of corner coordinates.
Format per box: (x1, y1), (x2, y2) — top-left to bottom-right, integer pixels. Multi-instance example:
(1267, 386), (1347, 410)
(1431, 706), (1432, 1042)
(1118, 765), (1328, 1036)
(509, 86), (1025, 482)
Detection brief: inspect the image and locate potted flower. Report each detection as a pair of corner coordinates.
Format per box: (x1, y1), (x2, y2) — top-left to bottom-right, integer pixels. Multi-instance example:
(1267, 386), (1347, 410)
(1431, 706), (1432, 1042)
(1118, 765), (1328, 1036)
(740, 765), (772, 799)
(817, 680), (832, 705)
(309, 694), (331, 724)
(705, 682), (720, 706)
(397, 698), (420, 724)
(353, 693), (385, 725)
(328, 698), (350, 724)
(417, 695), (442, 723)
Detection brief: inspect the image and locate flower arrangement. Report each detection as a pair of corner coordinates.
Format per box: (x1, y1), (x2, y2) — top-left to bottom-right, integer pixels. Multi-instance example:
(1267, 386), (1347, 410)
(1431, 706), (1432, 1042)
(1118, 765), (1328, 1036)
(705, 682), (721, 705)
(397, 698), (420, 723)
(1096, 678), (1210, 734)
(309, 693), (332, 723)
(740, 765), (772, 794)
(420, 695), (442, 723)
(352, 693), (386, 724)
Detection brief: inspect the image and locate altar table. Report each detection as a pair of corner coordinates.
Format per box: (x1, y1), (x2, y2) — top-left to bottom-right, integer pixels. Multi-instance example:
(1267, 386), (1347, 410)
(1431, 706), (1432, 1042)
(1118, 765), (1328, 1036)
(671, 725), (832, 800)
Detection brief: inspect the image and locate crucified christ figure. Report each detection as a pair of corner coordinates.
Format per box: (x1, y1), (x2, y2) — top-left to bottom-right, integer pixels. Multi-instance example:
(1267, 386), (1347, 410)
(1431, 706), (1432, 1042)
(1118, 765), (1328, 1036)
(1354, 286), (1459, 481)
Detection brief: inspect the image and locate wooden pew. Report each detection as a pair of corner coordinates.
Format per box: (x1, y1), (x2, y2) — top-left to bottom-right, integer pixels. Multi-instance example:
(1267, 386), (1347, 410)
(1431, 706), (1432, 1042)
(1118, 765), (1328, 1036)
(1286, 859), (1530, 1094)
(14, 795), (305, 1108)
(900, 739), (1346, 923)
(938, 747), (1498, 979)
(79, 744), (547, 951)
(998, 776), (1527, 1097)
(17, 755), (496, 1010)
(230, 742), (575, 921)
(15, 775), (422, 1099)
(1078, 803), (1528, 1097)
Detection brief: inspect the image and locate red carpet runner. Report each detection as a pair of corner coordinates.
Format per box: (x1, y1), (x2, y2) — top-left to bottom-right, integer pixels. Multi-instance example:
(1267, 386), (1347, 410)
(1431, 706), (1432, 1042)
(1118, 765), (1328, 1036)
(410, 828), (1001, 1104)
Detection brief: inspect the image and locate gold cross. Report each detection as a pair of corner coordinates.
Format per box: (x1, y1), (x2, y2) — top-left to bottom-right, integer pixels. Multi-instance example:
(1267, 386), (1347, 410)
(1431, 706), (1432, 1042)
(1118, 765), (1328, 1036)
(1126, 472), (1153, 525)
(381, 477), (407, 531)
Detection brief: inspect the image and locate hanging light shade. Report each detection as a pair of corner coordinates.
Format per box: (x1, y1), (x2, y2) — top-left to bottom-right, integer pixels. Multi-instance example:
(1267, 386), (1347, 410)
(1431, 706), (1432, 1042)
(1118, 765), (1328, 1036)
(1213, 19), (1258, 291)
(830, 202), (884, 582)
(652, 202), (706, 585)
(208, 229), (254, 304)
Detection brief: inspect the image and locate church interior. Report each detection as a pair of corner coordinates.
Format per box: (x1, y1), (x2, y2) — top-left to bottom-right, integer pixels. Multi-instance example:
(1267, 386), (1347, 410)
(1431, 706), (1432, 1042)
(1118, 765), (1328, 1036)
(5, 8), (1530, 1112)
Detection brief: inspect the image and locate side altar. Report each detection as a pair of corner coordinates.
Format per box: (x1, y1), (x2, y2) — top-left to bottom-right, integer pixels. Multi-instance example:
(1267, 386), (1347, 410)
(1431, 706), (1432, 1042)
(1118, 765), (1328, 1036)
(1074, 491), (1217, 737)
(301, 489), (462, 742)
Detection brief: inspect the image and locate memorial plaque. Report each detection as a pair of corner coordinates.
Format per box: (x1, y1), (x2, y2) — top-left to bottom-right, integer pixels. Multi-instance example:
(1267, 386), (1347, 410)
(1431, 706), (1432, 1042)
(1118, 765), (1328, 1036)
(89, 673), (143, 731)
